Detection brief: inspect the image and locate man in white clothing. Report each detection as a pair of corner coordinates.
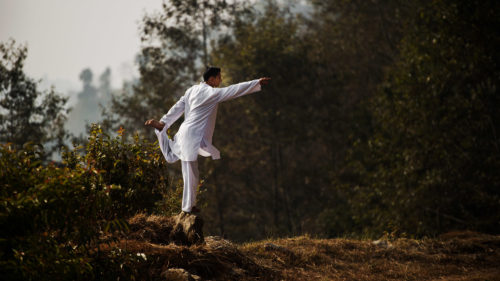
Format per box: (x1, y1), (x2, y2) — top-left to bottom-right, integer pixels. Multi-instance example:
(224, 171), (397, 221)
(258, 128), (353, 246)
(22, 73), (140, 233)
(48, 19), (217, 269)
(145, 67), (270, 213)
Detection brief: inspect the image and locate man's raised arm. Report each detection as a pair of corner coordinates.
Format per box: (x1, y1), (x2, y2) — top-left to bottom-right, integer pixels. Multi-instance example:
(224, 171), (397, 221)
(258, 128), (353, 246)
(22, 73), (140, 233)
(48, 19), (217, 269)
(215, 77), (271, 103)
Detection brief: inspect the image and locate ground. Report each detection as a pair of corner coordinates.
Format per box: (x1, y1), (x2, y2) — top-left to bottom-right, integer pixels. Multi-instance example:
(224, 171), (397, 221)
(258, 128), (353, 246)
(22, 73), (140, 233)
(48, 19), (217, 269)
(240, 232), (500, 280)
(101, 215), (500, 280)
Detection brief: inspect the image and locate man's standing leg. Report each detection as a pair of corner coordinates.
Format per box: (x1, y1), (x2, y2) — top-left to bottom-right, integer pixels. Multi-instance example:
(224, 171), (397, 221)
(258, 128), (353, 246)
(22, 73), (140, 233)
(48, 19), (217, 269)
(181, 160), (199, 213)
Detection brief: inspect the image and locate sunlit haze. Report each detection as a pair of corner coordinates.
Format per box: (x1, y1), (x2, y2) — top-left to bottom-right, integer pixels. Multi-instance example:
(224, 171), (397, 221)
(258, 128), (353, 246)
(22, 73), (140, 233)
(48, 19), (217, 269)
(0, 0), (161, 94)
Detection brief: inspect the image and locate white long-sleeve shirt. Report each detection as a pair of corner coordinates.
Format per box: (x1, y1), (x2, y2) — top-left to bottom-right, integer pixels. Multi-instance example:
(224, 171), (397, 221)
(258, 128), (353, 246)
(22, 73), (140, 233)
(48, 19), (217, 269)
(155, 79), (261, 162)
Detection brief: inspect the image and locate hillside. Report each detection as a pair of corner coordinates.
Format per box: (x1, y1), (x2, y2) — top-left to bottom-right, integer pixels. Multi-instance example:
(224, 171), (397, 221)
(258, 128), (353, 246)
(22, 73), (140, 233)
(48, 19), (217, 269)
(100, 214), (500, 280)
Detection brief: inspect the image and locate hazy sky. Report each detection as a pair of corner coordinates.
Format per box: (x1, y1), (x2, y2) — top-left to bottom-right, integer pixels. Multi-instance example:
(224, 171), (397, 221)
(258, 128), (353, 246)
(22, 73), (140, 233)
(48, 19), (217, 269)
(0, 0), (161, 93)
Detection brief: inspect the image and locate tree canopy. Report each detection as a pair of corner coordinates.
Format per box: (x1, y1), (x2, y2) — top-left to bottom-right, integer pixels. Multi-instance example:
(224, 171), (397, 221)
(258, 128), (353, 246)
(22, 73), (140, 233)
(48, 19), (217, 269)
(0, 39), (69, 157)
(101, 0), (500, 239)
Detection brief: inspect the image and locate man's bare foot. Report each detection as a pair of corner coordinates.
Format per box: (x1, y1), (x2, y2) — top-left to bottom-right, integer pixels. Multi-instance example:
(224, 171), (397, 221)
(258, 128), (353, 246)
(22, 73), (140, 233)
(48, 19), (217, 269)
(144, 119), (165, 130)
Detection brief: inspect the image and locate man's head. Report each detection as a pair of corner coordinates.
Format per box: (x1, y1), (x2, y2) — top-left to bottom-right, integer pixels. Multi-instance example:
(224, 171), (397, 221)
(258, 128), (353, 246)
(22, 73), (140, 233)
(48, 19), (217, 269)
(203, 66), (221, 87)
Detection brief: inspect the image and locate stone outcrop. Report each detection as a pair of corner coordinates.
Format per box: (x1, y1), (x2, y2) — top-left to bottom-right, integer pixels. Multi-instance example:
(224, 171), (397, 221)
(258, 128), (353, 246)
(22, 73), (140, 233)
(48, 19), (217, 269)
(161, 268), (201, 281)
(170, 211), (204, 245)
(127, 212), (204, 246)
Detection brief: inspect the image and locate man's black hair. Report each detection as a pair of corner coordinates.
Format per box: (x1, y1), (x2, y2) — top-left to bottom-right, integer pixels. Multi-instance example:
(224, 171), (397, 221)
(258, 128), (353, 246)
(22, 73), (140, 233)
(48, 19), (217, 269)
(203, 66), (221, 81)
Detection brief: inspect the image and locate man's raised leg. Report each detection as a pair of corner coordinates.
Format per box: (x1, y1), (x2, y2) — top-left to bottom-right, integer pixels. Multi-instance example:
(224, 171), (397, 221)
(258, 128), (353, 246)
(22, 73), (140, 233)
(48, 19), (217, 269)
(181, 160), (199, 213)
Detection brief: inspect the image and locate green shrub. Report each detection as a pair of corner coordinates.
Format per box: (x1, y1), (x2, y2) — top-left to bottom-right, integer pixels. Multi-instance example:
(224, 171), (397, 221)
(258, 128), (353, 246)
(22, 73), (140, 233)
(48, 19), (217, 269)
(81, 125), (171, 218)
(0, 125), (176, 280)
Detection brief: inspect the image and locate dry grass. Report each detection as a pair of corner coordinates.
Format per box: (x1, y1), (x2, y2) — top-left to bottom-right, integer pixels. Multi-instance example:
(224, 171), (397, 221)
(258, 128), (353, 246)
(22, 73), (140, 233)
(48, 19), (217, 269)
(240, 231), (500, 281)
(100, 215), (500, 280)
(100, 236), (278, 280)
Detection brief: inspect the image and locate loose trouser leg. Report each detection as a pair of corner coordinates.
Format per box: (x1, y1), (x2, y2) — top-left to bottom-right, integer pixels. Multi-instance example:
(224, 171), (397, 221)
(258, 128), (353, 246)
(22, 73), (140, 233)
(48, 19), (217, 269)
(181, 160), (199, 212)
(155, 128), (179, 163)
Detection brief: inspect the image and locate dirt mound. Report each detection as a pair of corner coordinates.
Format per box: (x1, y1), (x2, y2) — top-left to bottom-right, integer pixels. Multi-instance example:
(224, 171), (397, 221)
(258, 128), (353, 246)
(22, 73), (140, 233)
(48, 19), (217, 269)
(102, 215), (500, 280)
(107, 213), (277, 280)
(101, 236), (277, 280)
(127, 213), (174, 244)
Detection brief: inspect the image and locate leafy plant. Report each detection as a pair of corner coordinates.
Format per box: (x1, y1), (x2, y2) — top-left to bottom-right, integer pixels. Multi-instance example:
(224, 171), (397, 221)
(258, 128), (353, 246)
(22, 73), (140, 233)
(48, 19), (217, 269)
(0, 125), (177, 280)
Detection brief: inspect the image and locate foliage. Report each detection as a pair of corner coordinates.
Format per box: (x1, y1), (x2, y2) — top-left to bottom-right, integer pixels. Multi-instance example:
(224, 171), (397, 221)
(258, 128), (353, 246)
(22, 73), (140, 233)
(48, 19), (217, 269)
(0, 125), (175, 280)
(106, 0), (250, 136)
(66, 67), (113, 139)
(0, 39), (69, 158)
(203, 0), (413, 239)
(341, 0), (500, 236)
(81, 124), (171, 217)
(206, 3), (322, 239)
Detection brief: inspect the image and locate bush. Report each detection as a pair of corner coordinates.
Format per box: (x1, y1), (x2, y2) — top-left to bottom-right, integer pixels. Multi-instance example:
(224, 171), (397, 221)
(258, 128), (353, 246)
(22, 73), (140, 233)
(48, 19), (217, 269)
(0, 125), (176, 280)
(81, 125), (172, 218)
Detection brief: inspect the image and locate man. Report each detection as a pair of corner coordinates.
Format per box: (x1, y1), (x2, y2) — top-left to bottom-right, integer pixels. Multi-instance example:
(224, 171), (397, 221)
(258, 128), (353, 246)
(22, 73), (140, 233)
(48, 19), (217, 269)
(145, 67), (271, 213)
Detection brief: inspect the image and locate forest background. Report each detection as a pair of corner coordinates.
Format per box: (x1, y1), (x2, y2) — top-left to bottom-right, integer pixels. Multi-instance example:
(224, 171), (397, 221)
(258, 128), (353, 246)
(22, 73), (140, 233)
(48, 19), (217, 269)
(1, 0), (499, 278)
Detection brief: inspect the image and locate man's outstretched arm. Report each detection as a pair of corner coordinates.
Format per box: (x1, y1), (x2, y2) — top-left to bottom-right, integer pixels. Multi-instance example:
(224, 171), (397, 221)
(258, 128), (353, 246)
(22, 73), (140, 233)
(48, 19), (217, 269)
(216, 77), (271, 103)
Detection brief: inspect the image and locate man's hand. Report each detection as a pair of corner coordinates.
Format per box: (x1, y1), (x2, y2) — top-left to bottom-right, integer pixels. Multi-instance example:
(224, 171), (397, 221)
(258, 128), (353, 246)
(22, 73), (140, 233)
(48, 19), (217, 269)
(144, 119), (165, 131)
(259, 77), (271, 85)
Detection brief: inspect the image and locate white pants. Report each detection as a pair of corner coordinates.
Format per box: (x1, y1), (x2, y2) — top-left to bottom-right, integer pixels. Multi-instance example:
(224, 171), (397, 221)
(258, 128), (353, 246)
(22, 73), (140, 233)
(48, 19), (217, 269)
(181, 160), (199, 212)
(155, 130), (200, 212)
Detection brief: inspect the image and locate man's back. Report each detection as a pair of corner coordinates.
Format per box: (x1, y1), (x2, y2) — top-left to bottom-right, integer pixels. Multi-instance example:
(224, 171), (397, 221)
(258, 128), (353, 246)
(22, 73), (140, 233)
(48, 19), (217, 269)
(181, 83), (219, 129)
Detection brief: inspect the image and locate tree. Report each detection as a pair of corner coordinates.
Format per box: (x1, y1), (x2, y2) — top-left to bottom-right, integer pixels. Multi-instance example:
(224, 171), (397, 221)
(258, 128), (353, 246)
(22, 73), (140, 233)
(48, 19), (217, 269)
(203, 2), (343, 239)
(98, 67), (112, 104)
(108, 0), (249, 136)
(67, 67), (113, 138)
(0, 39), (69, 158)
(343, 0), (500, 236)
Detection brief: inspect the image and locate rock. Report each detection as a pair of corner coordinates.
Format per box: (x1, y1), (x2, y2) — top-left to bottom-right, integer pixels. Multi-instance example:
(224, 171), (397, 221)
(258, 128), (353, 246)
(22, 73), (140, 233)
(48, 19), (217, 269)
(372, 239), (393, 248)
(126, 212), (204, 246)
(161, 268), (201, 281)
(205, 236), (237, 251)
(170, 212), (204, 246)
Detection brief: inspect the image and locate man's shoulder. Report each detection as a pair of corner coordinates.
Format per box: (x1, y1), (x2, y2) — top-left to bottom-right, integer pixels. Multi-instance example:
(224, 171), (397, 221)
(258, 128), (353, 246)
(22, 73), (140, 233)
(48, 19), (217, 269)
(183, 84), (197, 96)
(186, 83), (207, 91)
(188, 83), (215, 94)
(185, 83), (218, 105)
